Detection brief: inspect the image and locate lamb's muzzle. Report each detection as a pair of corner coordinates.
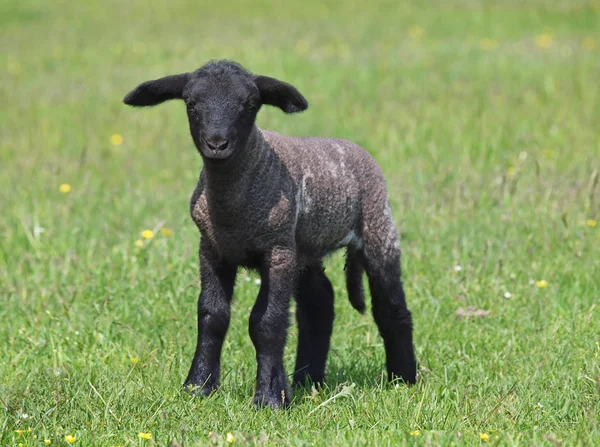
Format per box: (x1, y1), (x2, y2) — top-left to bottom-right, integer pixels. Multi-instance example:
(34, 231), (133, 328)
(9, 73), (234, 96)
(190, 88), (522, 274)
(123, 59), (417, 409)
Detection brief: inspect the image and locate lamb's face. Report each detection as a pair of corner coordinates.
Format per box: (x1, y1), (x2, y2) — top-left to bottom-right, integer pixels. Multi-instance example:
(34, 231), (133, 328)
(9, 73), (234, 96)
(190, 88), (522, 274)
(183, 70), (261, 162)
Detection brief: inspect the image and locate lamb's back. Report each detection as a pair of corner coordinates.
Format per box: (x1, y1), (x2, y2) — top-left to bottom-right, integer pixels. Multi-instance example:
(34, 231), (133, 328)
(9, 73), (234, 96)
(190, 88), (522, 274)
(262, 131), (388, 258)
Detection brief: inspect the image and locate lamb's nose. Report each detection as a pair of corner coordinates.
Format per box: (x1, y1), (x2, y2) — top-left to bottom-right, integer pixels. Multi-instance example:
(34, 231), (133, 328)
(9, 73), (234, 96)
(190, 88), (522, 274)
(204, 137), (229, 151)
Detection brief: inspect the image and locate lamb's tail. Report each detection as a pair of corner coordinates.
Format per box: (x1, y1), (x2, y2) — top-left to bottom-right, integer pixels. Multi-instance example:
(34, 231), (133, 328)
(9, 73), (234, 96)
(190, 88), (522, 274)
(345, 248), (366, 314)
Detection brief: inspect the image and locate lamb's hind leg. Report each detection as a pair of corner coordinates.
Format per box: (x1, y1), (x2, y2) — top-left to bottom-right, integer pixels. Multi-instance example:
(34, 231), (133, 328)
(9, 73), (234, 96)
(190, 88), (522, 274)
(362, 209), (416, 384)
(293, 262), (335, 387)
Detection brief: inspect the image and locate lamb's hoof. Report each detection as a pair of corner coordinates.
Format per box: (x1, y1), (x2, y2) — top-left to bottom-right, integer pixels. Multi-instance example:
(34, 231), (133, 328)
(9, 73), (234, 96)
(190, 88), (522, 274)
(183, 380), (218, 397)
(389, 371), (417, 386)
(253, 389), (291, 409)
(292, 372), (324, 389)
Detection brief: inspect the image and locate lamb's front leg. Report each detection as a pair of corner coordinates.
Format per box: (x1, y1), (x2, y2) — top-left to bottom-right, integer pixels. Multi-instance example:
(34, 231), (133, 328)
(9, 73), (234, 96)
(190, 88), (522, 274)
(249, 246), (296, 409)
(184, 240), (236, 396)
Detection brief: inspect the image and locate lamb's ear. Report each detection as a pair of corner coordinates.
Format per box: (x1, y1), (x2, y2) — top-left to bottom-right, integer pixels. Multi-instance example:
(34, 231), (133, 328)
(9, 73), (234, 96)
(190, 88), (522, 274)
(254, 75), (308, 114)
(123, 73), (191, 107)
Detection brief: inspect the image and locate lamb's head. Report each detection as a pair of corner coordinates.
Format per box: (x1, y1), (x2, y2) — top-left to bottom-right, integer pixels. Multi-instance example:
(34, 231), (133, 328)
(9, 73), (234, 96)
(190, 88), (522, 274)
(123, 60), (308, 162)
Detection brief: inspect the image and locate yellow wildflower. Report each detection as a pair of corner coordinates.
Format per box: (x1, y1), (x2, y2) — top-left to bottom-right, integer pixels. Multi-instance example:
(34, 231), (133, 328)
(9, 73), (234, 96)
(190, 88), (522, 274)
(15, 429), (26, 434)
(138, 432), (152, 440)
(130, 357), (139, 364)
(408, 25), (424, 40)
(535, 280), (548, 288)
(18, 444), (24, 447)
(59, 183), (72, 193)
(141, 229), (155, 239)
(535, 34), (553, 49)
(226, 432), (235, 443)
(295, 40), (310, 54)
(44, 441), (52, 445)
(479, 38), (499, 51)
(586, 219), (597, 228)
(409, 430), (421, 436)
(110, 134), (123, 146)
(583, 37), (595, 50)
(133, 42), (146, 54)
(480, 432), (490, 441)
(64, 435), (76, 443)
(160, 228), (173, 236)
(134, 240), (144, 248)
(8, 61), (21, 74)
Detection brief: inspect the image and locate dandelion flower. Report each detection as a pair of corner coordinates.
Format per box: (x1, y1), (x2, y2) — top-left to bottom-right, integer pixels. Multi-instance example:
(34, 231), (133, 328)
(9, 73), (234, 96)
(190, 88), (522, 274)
(535, 280), (548, 288)
(408, 25), (424, 40)
(583, 37), (595, 50)
(160, 228), (173, 236)
(138, 433), (152, 440)
(479, 38), (499, 51)
(586, 219), (597, 228)
(226, 432), (235, 443)
(130, 357), (139, 364)
(110, 134), (123, 146)
(295, 40), (310, 54)
(409, 430), (420, 436)
(141, 230), (155, 239)
(535, 33), (553, 49)
(44, 441), (52, 445)
(8, 61), (21, 74)
(59, 183), (72, 193)
(480, 432), (490, 441)
(134, 240), (144, 248)
(133, 42), (146, 54)
(64, 435), (76, 443)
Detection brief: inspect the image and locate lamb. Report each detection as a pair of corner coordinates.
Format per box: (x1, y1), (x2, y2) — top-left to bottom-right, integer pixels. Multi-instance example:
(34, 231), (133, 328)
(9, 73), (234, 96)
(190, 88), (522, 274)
(123, 60), (416, 408)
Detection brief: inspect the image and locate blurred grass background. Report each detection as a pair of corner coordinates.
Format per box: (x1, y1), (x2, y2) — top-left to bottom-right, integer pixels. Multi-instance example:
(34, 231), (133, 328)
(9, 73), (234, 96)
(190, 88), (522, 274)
(1, 0), (599, 445)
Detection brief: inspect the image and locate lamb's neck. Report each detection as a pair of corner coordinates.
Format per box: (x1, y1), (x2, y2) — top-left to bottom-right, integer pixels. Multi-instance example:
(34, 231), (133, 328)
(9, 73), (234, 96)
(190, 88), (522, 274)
(203, 126), (270, 213)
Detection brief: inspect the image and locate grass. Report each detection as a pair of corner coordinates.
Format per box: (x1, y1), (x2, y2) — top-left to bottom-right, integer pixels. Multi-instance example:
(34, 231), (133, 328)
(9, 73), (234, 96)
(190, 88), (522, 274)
(1, 0), (599, 445)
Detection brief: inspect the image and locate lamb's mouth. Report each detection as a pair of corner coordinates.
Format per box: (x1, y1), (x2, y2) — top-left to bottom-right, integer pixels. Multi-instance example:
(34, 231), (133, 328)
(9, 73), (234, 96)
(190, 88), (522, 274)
(201, 147), (238, 167)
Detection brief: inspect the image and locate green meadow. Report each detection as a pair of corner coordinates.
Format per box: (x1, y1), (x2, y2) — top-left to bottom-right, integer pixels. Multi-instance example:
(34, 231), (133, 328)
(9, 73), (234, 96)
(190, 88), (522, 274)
(1, 0), (599, 445)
